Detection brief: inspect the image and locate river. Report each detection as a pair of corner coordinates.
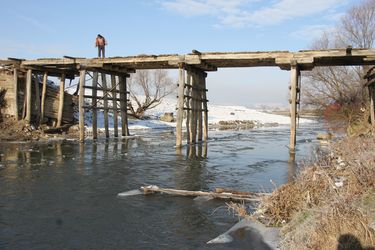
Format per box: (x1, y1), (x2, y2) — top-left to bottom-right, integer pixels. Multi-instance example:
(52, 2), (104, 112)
(0, 123), (325, 249)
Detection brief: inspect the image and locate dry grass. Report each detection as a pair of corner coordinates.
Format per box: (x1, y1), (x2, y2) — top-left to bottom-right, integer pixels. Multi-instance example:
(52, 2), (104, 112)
(260, 135), (375, 249)
(228, 134), (375, 249)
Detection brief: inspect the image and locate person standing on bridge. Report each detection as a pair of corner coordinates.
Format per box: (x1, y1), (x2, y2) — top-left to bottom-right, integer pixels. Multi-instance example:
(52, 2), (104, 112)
(95, 34), (107, 58)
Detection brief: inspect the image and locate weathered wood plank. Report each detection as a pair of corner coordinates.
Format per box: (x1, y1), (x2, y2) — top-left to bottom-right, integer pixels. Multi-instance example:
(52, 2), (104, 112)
(25, 69), (32, 123)
(92, 72), (99, 139)
(111, 75), (119, 137)
(56, 73), (65, 127)
(12, 68), (18, 119)
(176, 65), (185, 147)
(40, 72), (48, 124)
(119, 76), (129, 136)
(79, 70), (86, 142)
(101, 73), (109, 138)
(289, 63), (299, 152)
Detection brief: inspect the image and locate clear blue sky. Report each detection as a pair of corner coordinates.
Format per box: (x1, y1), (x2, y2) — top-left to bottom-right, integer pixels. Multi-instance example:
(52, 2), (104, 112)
(0, 0), (360, 107)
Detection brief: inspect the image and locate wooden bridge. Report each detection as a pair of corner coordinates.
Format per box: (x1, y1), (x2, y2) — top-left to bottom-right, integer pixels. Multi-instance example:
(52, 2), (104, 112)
(1, 48), (375, 151)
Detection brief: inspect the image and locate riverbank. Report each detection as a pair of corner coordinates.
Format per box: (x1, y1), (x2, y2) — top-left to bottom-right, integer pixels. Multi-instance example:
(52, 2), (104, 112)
(234, 133), (375, 249)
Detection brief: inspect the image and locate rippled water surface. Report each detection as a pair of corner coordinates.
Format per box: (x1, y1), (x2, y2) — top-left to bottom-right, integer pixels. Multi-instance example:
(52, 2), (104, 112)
(0, 124), (324, 249)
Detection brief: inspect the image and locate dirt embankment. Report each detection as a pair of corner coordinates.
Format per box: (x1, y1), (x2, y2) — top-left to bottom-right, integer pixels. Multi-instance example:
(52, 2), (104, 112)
(0, 119), (79, 141)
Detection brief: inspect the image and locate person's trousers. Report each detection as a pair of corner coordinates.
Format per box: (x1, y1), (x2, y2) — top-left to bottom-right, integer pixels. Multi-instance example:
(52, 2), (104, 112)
(98, 46), (105, 58)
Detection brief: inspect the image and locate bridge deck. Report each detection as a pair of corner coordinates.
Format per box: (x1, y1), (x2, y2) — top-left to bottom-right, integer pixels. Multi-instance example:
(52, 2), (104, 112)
(2, 48), (374, 76)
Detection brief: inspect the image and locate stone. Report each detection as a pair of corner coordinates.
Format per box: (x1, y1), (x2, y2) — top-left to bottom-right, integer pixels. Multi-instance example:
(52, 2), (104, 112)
(317, 133), (333, 140)
(160, 112), (175, 122)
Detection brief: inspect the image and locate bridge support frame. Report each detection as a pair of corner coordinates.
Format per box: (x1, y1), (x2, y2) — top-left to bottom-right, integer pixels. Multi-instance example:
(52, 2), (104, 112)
(176, 66), (208, 147)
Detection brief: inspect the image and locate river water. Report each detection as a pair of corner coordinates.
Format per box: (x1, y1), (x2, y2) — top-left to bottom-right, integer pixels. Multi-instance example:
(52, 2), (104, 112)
(0, 123), (325, 249)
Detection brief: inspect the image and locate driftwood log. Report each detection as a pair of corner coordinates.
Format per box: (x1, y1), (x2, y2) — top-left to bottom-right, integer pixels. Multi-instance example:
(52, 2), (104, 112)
(118, 185), (267, 202)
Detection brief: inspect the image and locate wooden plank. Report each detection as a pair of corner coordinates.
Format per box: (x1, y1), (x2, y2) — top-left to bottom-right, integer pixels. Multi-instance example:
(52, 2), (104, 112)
(79, 70), (86, 142)
(25, 69), (32, 124)
(119, 76), (129, 136)
(176, 65), (185, 147)
(40, 72), (48, 124)
(111, 75), (119, 137)
(289, 63), (299, 152)
(117, 185), (265, 202)
(13, 68), (18, 119)
(56, 73), (65, 127)
(191, 72), (197, 143)
(92, 72), (98, 139)
(101, 73), (109, 138)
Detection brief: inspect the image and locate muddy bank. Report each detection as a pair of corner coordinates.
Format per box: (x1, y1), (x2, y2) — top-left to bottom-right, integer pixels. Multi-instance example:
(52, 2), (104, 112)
(0, 119), (80, 142)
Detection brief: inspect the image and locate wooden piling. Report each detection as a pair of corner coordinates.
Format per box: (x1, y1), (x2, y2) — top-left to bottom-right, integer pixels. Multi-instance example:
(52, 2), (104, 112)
(92, 72), (99, 139)
(289, 63), (299, 152)
(111, 75), (119, 137)
(79, 70), (86, 142)
(197, 73), (203, 142)
(25, 69), (32, 124)
(40, 72), (48, 124)
(13, 68), (18, 119)
(56, 73), (66, 127)
(185, 72), (191, 143)
(101, 73), (109, 138)
(119, 75), (129, 136)
(34, 74), (40, 125)
(176, 65), (185, 147)
(202, 75), (208, 141)
(191, 73), (198, 143)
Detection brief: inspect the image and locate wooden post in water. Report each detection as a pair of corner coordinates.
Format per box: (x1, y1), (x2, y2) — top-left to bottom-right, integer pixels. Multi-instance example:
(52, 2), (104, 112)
(92, 72), (99, 139)
(56, 73), (66, 127)
(119, 75), (129, 136)
(176, 64), (185, 147)
(79, 70), (86, 142)
(34, 74), (41, 125)
(25, 69), (32, 124)
(13, 68), (18, 119)
(185, 71), (191, 143)
(191, 72), (198, 143)
(101, 73), (109, 138)
(202, 74), (208, 141)
(111, 75), (119, 137)
(289, 62), (299, 152)
(40, 72), (48, 124)
(197, 73), (203, 142)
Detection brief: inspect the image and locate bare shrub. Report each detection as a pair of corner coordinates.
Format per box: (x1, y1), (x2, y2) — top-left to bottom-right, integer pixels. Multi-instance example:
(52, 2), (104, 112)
(128, 69), (176, 119)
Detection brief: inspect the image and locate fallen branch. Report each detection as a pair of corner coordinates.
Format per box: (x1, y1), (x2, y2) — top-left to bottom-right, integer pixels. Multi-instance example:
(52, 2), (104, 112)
(118, 185), (267, 202)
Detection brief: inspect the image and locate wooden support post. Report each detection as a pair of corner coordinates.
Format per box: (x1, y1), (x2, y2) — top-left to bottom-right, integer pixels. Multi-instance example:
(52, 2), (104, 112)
(25, 69), (32, 124)
(13, 68), (19, 119)
(111, 75), (119, 137)
(192, 73), (198, 143)
(101, 73), (109, 138)
(79, 70), (86, 142)
(92, 72), (99, 139)
(34, 74), (41, 125)
(202, 75), (208, 141)
(189, 72), (196, 144)
(369, 85), (375, 126)
(289, 63), (299, 152)
(197, 73), (203, 142)
(176, 64), (185, 147)
(185, 72), (191, 143)
(40, 72), (48, 124)
(119, 75), (129, 136)
(56, 73), (66, 127)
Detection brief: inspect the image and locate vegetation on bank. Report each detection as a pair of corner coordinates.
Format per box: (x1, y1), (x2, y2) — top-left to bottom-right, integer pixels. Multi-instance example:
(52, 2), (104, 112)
(229, 126), (375, 249)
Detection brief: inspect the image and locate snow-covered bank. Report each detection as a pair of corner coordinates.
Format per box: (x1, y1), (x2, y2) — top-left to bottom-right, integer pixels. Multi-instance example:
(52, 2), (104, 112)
(84, 97), (314, 131)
